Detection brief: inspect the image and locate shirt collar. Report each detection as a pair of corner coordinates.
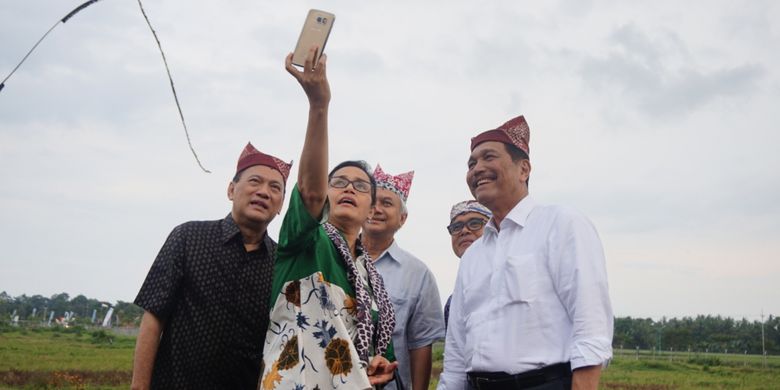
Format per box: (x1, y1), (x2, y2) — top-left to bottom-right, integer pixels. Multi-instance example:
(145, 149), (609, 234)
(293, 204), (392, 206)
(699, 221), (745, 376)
(221, 214), (274, 259)
(484, 195), (536, 236)
(221, 213), (242, 244)
(376, 240), (404, 264)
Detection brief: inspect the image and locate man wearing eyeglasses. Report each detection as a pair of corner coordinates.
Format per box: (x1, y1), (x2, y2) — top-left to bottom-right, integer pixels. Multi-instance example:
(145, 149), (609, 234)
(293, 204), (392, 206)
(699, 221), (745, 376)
(443, 200), (492, 331)
(437, 115), (613, 390)
(363, 165), (445, 390)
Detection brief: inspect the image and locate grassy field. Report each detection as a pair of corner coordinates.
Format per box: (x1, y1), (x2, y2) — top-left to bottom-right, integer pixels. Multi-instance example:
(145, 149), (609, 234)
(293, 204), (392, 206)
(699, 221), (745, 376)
(2, 328), (779, 389)
(0, 327), (134, 390)
(430, 344), (780, 390)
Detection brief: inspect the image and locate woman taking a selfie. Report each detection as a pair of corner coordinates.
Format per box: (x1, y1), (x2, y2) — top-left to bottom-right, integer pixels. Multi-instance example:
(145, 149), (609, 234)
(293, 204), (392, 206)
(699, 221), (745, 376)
(260, 47), (397, 390)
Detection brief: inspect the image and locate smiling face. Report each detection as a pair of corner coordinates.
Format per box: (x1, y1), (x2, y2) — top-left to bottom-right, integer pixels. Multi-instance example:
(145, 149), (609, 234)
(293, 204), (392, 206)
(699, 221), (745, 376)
(467, 141), (530, 216)
(449, 211), (489, 258)
(327, 166), (374, 231)
(363, 188), (407, 237)
(228, 165), (285, 228)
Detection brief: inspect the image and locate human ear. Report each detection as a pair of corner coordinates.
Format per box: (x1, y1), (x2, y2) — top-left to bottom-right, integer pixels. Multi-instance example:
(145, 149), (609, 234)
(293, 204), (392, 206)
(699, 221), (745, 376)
(227, 181), (235, 201)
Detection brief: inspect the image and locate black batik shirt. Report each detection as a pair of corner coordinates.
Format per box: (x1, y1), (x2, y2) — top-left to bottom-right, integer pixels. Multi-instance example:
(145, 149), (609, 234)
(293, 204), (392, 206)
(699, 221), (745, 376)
(134, 214), (275, 390)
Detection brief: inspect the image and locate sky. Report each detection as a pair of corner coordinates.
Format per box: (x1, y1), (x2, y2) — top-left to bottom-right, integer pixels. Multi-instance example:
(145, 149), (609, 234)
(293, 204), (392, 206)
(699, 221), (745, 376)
(1, 0), (778, 321)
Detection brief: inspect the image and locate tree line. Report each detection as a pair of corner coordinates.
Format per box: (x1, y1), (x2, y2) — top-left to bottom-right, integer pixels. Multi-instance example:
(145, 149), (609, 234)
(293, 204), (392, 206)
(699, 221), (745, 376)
(0, 291), (143, 327)
(614, 315), (779, 355)
(2, 291), (778, 355)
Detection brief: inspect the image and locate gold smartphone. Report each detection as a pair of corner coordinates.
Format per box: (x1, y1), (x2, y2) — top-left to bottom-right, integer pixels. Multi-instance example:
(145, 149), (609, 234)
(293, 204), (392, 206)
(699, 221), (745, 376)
(292, 9), (335, 67)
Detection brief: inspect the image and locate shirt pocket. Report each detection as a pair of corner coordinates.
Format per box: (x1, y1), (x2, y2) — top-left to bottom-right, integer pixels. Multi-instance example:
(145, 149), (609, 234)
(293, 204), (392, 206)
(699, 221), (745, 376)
(390, 296), (409, 338)
(503, 253), (541, 304)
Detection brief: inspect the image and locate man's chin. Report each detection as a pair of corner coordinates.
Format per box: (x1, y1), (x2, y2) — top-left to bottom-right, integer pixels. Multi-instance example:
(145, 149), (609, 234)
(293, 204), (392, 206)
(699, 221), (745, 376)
(245, 210), (275, 225)
(364, 223), (390, 236)
(474, 191), (494, 207)
(331, 209), (366, 227)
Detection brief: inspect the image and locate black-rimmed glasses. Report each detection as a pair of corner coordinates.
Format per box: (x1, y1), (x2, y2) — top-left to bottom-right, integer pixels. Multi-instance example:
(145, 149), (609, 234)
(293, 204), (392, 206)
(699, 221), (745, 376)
(329, 176), (372, 193)
(447, 217), (488, 235)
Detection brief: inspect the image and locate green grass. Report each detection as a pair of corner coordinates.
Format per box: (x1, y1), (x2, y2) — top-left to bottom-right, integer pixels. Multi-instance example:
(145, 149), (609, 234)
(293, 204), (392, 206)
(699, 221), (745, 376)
(600, 358), (780, 389)
(3, 329), (779, 389)
(0, 327), (134, 389)
(430, 343), (780, 390)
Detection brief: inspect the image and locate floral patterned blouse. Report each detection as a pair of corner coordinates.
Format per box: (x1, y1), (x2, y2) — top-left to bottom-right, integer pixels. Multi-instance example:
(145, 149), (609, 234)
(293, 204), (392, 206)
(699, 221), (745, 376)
(261, 185), (395, 390)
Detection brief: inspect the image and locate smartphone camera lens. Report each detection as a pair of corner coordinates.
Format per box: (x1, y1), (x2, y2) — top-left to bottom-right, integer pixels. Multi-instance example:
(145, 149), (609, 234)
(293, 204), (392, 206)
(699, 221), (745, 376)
(316, 16), (322, 23)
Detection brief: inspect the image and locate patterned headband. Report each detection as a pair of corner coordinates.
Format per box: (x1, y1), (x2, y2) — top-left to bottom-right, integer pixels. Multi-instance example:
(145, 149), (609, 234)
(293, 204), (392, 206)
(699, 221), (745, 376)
(449, 200), (492, 221)
(373, 164), (414, 203)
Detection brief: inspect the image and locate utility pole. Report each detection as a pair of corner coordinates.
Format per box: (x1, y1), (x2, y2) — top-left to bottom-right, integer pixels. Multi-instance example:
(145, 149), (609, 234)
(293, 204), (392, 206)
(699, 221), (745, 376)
(761, 310), (767, 368)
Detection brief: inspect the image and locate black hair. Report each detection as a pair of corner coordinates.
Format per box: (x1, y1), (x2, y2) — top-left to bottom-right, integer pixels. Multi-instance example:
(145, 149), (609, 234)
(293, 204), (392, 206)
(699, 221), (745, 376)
(504, 143), (530, 186)
(328, 160), (377, 205)
(232, 169), (244, 183)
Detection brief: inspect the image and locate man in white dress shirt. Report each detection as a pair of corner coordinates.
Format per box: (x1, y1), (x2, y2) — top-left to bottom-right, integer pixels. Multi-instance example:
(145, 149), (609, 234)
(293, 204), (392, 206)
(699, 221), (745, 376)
(437, 115), (613, 390)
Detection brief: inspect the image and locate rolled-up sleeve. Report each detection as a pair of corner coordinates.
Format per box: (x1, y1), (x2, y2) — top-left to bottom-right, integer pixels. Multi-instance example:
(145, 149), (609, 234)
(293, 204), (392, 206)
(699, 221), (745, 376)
(407, 269), (446, 349)
(552, 211), (614, 369)
(134, 223), (187, 321)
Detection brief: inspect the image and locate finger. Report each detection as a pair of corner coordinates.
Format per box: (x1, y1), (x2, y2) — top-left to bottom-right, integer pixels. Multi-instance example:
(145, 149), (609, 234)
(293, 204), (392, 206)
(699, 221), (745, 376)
(285, 53), (302, 80)
(284, 52), (293, 68)
(366, 359), (379, 375)
(316, 53), (328, 76)
(368, 369), (396, 386)
(304, 46), (318, 73)
(385, 361), (398, 373)
(369, 376), (384, 385)
(368, 355), (385, 375)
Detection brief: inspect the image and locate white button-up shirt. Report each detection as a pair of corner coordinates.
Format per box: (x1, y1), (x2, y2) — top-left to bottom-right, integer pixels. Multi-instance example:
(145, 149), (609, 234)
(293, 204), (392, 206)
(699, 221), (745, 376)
(437, 196), (613, 390)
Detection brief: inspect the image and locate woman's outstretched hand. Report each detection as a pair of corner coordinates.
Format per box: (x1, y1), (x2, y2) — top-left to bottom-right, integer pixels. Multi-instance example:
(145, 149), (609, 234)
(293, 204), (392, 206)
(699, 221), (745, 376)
(285, 46), (331, 108)
(367, 355), (399, 385)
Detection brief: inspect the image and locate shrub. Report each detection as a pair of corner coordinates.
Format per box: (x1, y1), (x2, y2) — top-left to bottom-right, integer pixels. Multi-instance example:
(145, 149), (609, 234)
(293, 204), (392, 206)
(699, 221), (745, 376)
(90, 330), (114, 345)
(688, 356), (721, 367)
(64, 325), (85, 336)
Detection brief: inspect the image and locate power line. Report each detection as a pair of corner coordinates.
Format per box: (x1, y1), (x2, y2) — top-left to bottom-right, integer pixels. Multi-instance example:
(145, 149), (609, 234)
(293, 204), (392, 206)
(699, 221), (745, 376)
(136, 0), (211, 173)
(1, 1), (104, 92)
(2, 0), (211, 173)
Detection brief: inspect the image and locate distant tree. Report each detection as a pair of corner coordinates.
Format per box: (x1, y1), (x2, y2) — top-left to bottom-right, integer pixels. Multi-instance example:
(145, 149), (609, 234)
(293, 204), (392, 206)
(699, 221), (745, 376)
(70, 295), (90, 317)
(0, 291), (11, 317)
(49, 293), (70, 317)
(612, 314), (778, 354)
(114, 301), (143, 326)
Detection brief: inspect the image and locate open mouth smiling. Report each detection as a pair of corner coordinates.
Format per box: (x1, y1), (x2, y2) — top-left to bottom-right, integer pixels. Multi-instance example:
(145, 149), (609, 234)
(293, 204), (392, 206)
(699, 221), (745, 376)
(477, 178), (492, 187)
(472, 175), (495, 189)
(367, 217), (385, 224)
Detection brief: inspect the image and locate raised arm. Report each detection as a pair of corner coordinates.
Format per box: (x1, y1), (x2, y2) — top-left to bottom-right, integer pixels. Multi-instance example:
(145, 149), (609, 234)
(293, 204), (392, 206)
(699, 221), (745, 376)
(285, 47), (331, 218)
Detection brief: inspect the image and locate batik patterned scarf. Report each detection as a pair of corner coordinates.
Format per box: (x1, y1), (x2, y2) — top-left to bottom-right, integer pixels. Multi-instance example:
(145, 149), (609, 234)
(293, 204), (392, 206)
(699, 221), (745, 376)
(322, 222), (395, 366)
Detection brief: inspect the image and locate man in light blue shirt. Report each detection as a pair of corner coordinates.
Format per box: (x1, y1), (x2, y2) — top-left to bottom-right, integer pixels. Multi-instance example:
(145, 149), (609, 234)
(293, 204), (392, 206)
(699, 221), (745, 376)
(364, 164), (446, 390)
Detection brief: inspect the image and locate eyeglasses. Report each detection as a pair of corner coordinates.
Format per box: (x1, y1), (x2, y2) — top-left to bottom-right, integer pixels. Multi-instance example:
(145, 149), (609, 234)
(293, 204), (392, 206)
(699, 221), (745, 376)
(447, 217), (488, 235)
(329, 176), (372, 193)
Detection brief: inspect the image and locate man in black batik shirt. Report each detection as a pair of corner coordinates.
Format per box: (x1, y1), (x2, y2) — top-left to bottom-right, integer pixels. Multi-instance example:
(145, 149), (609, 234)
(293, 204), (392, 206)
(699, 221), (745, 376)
(131, 143), (292, 390)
